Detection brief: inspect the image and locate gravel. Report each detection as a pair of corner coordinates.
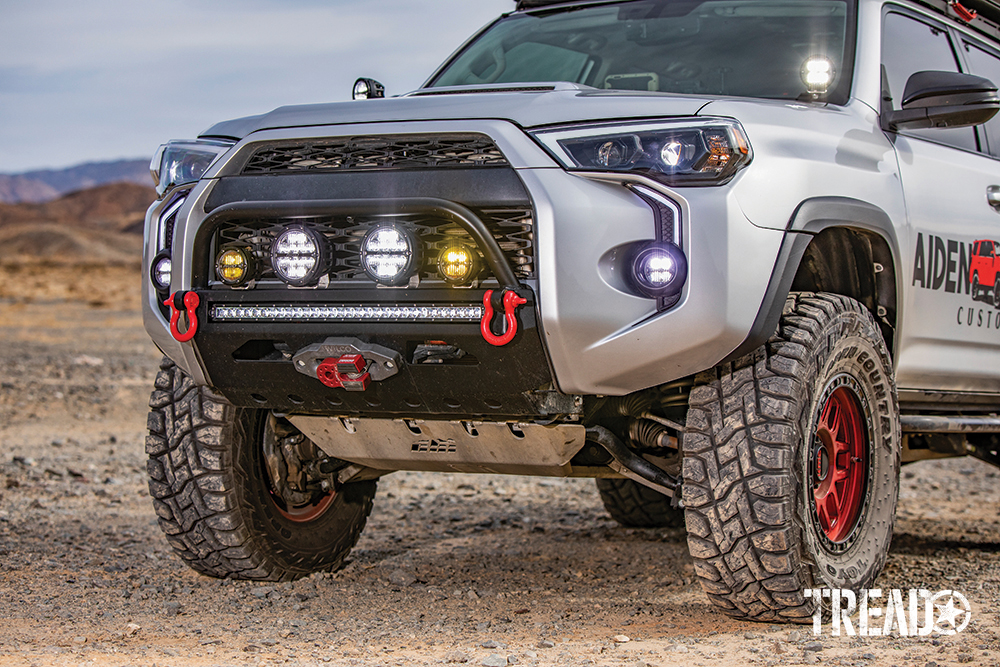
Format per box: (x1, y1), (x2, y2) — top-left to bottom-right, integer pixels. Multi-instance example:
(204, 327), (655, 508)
(2, 264), (1000, 667)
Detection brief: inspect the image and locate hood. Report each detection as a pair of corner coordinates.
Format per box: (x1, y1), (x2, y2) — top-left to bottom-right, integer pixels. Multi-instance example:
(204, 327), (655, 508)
(200, 83), (714, 140)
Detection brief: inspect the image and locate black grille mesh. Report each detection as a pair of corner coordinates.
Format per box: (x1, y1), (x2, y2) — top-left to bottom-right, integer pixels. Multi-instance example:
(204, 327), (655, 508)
(214, 208), (533, 285)
(242, 134), (508, 174)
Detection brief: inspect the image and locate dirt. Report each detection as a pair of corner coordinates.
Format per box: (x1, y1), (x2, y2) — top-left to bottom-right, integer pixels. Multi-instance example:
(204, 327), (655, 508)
(1, 262), (999, 667)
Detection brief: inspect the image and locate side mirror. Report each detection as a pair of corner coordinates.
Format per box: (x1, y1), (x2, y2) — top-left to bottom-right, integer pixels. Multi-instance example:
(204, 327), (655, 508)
(353, 78), (385, 100)
(883, 70), (999, 131)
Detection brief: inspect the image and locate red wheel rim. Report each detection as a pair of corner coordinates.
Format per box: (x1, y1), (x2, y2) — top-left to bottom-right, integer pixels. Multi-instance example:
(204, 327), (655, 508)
(811, 385), (868, 543)
(270, 488), (335, 523)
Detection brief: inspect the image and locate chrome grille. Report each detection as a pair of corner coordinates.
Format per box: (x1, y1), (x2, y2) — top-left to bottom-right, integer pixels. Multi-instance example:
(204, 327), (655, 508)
(241, 134), (508, 174)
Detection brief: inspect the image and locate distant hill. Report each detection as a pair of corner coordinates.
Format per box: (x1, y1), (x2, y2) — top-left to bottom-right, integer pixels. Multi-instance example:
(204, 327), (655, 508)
(0, 159), (152, 204)
(0, 182), (155, 263)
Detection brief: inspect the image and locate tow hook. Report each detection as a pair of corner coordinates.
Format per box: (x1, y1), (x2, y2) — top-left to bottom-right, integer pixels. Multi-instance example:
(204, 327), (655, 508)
(164, 291), (200, 343)
(292, 338), (402, 391)
(316, 354), (371, 391)
(480, 288), (527, 347)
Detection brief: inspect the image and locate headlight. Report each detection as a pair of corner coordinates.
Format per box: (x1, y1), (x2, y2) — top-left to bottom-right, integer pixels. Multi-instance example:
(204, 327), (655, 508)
(361, 225), (419, 286)
(271, 227), (330, 287)
(532, 119), (751, 186)
(150, 139), (234, 196)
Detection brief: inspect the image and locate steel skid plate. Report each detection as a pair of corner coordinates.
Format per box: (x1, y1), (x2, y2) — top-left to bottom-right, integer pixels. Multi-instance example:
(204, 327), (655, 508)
(287, 416), (587, 476)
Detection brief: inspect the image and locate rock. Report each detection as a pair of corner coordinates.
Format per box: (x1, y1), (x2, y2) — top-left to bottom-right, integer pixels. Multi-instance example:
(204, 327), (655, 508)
(163, 601), (182, 615)
(388, 568), (417, 587)
(538, 639), (555, 649)
(72, 636), (87, 644)
(124, 623), (141, 638)
(667, 644), (689, 653)
(482, 640), (500, 649)
(482, 654), (507, 667)
(523, 651), (537, 659)
(803, 641), (823, 652)
(251, 586), (273, 599)
(613, 635), (630, 643)
(444, 650), (469, 663)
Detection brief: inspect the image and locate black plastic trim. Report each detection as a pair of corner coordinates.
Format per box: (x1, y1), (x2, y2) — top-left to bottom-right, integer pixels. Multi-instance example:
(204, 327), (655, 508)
(721, 197), (900, 364)
(204, 169), (531, 211)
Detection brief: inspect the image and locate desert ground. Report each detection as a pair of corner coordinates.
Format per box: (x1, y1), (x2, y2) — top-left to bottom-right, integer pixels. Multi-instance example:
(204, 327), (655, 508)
(1, 261), (999, 667)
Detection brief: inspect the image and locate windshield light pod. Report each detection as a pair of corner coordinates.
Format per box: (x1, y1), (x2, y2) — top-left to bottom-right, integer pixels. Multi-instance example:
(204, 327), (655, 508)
(533, 119), (752, 186)
(361, 225), (419, 286)
(627, 242), (687, 299)
(802, 55), (836, 95)
(271, 227), (329, 287)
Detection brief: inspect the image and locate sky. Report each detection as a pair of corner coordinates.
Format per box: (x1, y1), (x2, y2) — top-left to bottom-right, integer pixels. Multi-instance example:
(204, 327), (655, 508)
(0, 0), (513, 174)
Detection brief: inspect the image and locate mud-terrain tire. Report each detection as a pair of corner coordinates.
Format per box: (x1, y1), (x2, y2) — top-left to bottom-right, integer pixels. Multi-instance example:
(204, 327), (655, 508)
(596, 478), (686, 528)
(682, 293), (900, 622)
(145, 357), (376, 580)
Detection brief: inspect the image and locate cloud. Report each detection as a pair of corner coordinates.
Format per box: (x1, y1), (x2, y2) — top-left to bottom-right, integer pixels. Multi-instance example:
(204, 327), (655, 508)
(0, 0), (511, 173)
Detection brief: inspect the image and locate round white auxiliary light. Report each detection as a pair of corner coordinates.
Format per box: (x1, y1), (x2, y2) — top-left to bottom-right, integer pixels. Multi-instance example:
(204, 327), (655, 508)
(271, 227), (327, 287)
(361, 225), (419, 286)
(628, 242), (688, 298)
(151, 253), (172, 291)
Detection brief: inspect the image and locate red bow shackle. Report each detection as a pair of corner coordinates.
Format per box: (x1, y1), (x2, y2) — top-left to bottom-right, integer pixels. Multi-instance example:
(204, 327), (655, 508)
(165, 291), (200, 343)
(480, 289), (527, 347)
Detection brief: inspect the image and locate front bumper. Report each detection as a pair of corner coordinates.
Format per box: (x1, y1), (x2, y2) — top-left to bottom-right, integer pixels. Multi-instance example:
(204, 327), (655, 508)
(142, 119), (784, 407)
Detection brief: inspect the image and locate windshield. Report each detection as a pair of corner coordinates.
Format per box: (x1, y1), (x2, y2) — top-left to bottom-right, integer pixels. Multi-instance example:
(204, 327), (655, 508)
(429, 0), (854, 104)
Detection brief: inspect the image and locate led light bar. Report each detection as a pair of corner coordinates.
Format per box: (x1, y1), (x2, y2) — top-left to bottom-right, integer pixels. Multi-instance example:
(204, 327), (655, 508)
(211, 304), (484, 323)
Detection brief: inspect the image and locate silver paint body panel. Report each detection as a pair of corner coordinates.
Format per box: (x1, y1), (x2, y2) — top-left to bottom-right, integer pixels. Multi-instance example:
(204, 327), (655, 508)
(144, 0), (1000, 403)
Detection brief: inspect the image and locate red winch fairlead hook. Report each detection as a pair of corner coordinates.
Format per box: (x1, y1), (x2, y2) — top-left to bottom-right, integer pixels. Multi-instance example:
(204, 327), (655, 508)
(480, 289), (527, 347)
(165, 291), (200, 343)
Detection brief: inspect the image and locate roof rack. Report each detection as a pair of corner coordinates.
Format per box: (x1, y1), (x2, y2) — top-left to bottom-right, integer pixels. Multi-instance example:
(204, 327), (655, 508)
(514, 0), (1000, 41)
(915, 0), (1000, 40)
(514, 0), (621, 10)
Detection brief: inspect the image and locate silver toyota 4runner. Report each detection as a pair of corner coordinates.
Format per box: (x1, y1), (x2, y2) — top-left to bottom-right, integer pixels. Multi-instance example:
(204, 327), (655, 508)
(143, 0), (1000, 621)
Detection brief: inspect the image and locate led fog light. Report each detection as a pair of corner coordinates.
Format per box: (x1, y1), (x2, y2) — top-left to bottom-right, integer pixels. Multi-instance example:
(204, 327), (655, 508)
(628, 242), (687, 298)
(151, 252), (172, 291)
(271, 227), (328, 287)
(216, 247), (256, 286)
(361, 225), (418, 286)
(437, 243), (480, 285)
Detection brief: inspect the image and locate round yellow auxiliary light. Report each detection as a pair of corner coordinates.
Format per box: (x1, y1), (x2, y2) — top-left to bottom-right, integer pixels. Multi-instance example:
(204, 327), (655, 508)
(216, 247), (255, 286)
(437, 244), (480, 285)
